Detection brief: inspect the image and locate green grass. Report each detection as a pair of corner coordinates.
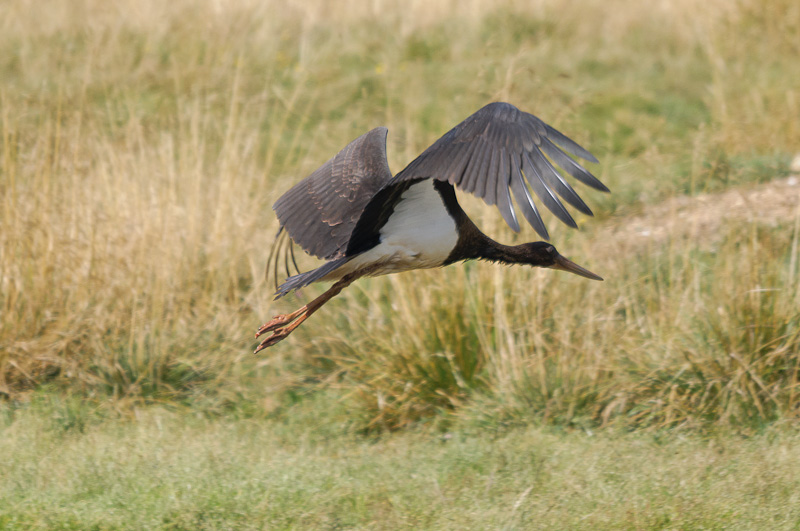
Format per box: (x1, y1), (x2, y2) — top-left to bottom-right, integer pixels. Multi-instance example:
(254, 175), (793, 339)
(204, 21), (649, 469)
(2, 397), (800, 530)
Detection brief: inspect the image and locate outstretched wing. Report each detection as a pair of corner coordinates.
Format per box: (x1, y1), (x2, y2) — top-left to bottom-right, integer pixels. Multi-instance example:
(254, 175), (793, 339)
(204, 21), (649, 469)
(393, 102), (608, 240)
(272, 127), (394, 261)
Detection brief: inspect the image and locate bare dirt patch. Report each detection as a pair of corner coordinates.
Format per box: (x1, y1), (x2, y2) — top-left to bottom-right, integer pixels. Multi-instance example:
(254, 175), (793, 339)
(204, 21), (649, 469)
(604, 174), (800, 249)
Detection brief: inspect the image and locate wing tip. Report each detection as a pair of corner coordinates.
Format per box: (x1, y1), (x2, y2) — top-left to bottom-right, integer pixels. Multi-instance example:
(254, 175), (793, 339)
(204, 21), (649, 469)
(583, 152), (600, 165)
(595, 180), (611, 193)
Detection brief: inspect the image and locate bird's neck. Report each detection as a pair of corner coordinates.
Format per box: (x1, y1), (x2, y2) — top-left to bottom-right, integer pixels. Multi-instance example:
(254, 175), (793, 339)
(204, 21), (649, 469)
(448, 226), (533, 265)
(474, 239), (533, 265)
(434, 181), (534, 266)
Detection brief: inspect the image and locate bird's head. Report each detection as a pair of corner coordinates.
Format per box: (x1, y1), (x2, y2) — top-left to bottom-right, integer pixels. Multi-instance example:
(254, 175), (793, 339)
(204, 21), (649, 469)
(520, 242), (603, 281)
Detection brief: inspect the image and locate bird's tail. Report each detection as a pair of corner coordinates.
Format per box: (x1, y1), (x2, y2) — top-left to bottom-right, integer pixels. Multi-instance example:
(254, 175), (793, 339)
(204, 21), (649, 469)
(274, 257), (351, 299)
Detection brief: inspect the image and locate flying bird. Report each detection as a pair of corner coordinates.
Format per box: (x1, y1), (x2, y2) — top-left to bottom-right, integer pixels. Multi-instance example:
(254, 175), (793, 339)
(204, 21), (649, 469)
(255, 102), (608, 353)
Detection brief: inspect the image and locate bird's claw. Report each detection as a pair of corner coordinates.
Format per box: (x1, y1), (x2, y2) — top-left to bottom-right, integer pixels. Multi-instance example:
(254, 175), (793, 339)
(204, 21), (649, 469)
(254, 327), (291, 354)
(255, 315), (293, 338)
(254, 311), (306, 353)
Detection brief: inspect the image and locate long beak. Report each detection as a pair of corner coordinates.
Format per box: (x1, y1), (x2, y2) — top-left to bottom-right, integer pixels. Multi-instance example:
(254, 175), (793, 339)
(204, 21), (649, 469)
(550, 254), (604, 281)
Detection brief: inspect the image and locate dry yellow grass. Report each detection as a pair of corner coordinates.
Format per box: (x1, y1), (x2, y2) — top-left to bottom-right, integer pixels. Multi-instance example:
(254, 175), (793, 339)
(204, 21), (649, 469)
(1, 0), (799, 431)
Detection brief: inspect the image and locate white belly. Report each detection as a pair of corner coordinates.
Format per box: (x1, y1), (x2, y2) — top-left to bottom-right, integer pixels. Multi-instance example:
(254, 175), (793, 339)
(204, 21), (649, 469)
(324, 180), (458, 279)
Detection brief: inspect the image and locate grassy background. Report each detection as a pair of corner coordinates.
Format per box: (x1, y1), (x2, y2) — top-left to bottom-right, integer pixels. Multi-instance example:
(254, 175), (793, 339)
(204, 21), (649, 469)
(3, 398), (800, 529)
(1, 0), (800, 527)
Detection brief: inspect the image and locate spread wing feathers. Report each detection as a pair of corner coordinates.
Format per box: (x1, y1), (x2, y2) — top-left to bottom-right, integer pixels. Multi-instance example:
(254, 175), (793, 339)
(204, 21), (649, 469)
(272, 127), (394, 261)
(393, 102), (608, 240)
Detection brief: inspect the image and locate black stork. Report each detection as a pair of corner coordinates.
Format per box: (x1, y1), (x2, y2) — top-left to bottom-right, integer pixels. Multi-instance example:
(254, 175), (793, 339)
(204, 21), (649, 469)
(255, 102), (608, 353)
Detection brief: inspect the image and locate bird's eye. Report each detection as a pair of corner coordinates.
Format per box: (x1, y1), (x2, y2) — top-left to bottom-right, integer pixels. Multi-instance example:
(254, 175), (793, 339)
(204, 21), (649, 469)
(547, 246), (555, 254)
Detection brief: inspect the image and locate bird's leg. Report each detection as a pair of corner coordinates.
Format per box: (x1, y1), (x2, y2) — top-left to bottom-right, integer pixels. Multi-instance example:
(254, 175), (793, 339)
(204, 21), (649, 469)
(254, 274), (358, 353)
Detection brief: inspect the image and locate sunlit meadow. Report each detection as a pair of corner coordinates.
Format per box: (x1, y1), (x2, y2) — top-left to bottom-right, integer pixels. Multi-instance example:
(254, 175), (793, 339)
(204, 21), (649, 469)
(1, 0), (800, 527)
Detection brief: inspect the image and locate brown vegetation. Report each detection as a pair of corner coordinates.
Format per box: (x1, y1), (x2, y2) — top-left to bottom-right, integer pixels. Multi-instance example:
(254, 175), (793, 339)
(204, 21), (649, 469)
(1, 0), (799, 432)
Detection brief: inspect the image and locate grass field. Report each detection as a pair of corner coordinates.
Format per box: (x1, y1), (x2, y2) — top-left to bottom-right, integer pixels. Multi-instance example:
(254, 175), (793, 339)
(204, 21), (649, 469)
(2, 0), (800, 527)
(3, 398), (800, 529)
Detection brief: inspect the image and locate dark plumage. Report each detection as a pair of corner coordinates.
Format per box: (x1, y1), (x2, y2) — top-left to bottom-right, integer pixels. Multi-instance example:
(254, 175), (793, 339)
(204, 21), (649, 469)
(255, 102), (608, 352)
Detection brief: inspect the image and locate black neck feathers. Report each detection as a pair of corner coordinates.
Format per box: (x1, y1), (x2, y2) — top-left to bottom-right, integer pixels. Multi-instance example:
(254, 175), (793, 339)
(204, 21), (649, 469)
(436, 181), (554, 267)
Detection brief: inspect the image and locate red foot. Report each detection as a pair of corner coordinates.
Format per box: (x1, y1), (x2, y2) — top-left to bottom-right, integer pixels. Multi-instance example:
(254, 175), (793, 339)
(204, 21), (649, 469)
(255, 314), (295, 338)
(253, 327), (292, 354)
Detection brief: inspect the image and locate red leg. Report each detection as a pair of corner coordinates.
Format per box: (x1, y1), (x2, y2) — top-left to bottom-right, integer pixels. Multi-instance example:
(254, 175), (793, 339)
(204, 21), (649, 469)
(254, 274), (358, 354)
